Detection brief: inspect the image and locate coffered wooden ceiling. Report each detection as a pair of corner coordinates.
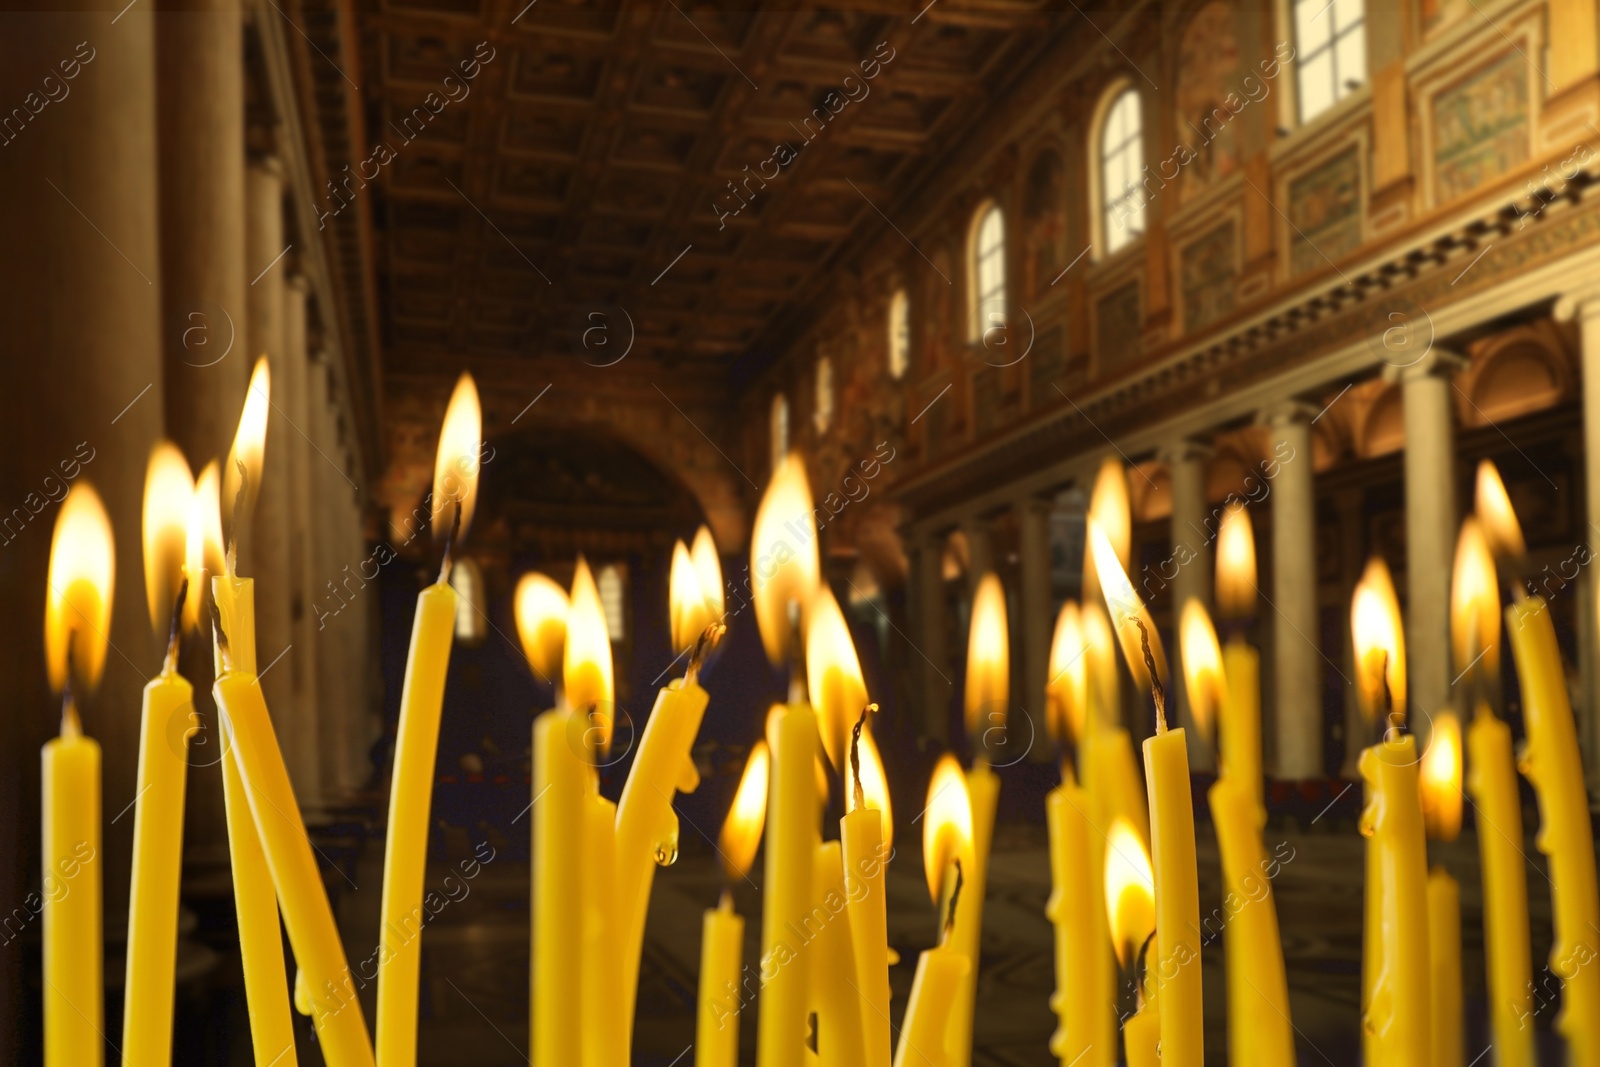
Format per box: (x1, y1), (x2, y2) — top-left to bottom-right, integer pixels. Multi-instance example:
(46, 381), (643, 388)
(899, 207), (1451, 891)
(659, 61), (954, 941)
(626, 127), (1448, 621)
(316, 0), (1061, 382)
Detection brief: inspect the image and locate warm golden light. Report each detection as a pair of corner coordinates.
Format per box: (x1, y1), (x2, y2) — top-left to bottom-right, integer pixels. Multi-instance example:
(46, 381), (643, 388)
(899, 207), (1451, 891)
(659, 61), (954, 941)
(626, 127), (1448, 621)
(222, 356), (270, 536)
(184, 461), (224, 634)
(1215, 502), (1257, 619)
(1084, 458), (1131, 604)
(1080, 600), (1118, 730)
(564, 556), (615, 752)
(431, 372), (483, 542)
(46, 483), (115, 695)
(849, 726), (894, 852)
(691, 524), (725, 621)
(1046, 600), (1088, 747)
(1474, 459), (1526, 560)
(1104, 818), (1156, 968)
(1351, 557), (1406, 724)
(922, 754), (973, 905)
(143, 442), (193, 641)
(1451, 517), (1500, 686)
(964, 573), (1010, 743)
(669, 539), (714, 655)
(750, 452), (821, 664)
(1419, 712), (1463, 843)
(1179, 598), (1225, 746)
(806, 586), (868, 772)
(717, 740), (770, 883)
(514, 572), (568, 681)
(1089, 520), (1169, 697)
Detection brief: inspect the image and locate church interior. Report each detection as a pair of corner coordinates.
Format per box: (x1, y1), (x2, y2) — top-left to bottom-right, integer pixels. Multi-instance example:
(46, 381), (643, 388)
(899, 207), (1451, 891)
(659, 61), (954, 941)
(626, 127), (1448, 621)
(6, 0), (1600, 1063)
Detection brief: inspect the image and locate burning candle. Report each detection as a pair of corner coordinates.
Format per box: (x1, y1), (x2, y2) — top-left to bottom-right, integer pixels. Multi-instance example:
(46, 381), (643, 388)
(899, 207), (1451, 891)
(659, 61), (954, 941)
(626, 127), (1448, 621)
(1419, 713), (1464, 1067)
(1104, 819), (1158, 1067)
(699, 742), (769, 1067)
(1214, 502), (1262, 809)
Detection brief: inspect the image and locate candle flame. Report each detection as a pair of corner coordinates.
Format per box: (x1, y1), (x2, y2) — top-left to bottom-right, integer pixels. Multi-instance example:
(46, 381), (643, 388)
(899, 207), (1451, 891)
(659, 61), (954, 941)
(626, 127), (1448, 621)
(922, 754), (973, 905)
(1089, 520), (1169, 696)
(1046, 600), (1088, 747)
(1215, 502), (1257, 619)
(691, 525), (725, 621)
(1104, 817), (1156, 968)
(1474, 460), (1525, 560)
(564, 556), (615, 752)
(751, 453), (821, 664)
(805, 585), (867, 772)
(670, 539), (714, 655)
(1419, 712), (1463, 842)
(1080, 600), (1118, 730)
(143, 442), (193, 641)
(223, 356), (270, 540)
(184, 462), (224, 634)
(849, 725), (894, 852)
(431, 373), (483, 543)
(1351, 557), (1406, 724)
(46, 482), (115, 695)
(514, 571), (568, 680)
(717, 740), (770, 883)
(964, 573), (1010, 743)
(1084, 458), (1131, 603)
(1451, 517), (1500, 686)
(1179, 598), (1226, 746)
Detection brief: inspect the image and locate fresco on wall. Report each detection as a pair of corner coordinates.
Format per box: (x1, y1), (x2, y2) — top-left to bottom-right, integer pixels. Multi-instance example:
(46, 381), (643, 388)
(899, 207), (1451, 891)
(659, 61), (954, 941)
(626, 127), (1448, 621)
(1181, 221), (1237, 332)
(973, 366), (1001, 436)
(1433, 49), (1529, 204)
(1174, 0), (1242, 206)
(1029, 325), (1067, 405)
(1288, 145), (1362, 277)
(1422, 0), (1473, 36)
(920, 244), (956, 378)
(1022, 149), (1066, 299)
(1095, 281), (1142, 366)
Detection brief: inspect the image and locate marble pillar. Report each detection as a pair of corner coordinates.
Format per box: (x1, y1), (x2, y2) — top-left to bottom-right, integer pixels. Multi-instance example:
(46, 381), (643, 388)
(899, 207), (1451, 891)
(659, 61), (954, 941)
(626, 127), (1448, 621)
(1016, 497), (1054, 756)
(910, 528), (951, 743)
(1260, 402), (1322, 778)
(1164, 440), (1215, 771)
(962, 514), (993, 589)
(283, 275), (321, 806)
(1384, 350), (1466, 756)
(1557, 291), (1600, 781)
(0, 11), (167, 1052)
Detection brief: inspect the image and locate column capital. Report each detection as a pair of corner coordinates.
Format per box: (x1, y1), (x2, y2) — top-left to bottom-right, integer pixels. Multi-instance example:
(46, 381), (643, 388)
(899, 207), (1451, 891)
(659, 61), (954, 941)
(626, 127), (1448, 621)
(1255, 399), (1321, 428)
(248, 153), (284, 180)
(1158, 438), (1213, 466)
(1012, 493), (1055, 519)
(1380, 347), (1468, 384)
(1555, 286), (1600, 323)
(285, 272), (310, 294)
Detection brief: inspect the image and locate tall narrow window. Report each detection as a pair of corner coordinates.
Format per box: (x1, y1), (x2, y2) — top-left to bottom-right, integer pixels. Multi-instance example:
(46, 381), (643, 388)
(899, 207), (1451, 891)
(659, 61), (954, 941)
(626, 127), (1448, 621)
(1294, 0), (1365, 123)
(1099, 87), (1145, 255)
(888, 288), (910, 380)
(448, 557), (488, 646)
(596, 563), (626, 641)
(813, 357), (834, 434)
(968, 202), (1006, 341)
(770, 392), (789, 470)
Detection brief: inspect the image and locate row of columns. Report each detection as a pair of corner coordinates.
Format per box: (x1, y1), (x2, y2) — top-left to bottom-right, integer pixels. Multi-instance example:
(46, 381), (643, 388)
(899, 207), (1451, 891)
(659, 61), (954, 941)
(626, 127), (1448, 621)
(903, 349), (1485, 781)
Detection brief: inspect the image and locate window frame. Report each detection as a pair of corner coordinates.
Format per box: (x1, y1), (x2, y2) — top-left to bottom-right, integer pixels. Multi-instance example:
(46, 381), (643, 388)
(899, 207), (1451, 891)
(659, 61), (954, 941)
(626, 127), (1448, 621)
(887, 288), (910, 380)
(967, 200), (1007, 343)
(1093, 83), (1147, 259)
(1291, 0), (1366, 125)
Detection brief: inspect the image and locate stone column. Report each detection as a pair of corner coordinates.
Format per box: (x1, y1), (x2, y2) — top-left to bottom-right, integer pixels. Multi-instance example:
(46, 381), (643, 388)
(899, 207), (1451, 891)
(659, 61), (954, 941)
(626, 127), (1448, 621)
(1556, 292), (1600, 780)
(0, 11), (167, 1048)
(245, 157), (295, 739)
(1016, 497), (1054, 751)
(1384, 350), (1466, 753)
(308, 357), (348, 794)
(156, 0), (246, 466)
(909, 528), (951, 743)
(283, 275), (321, 805)
(1163, 440), (1215, 771)
(1260, 402), (1322, 778)
(961, 514), (993, 589)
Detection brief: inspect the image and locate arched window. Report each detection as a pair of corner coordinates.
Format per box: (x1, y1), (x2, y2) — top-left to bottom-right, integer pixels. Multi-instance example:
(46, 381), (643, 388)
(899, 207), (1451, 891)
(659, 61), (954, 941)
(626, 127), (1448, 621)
(596, 563), (626, 641)
(770, 392), (789, 470)
(1293, 0), (1365, 123)
(968, 202), (1006, 341)
(1098, 87), (1146, 255)
(448, 557), (488, 646)
(813, 356), (834, 434)
(887, 288), (910, 380)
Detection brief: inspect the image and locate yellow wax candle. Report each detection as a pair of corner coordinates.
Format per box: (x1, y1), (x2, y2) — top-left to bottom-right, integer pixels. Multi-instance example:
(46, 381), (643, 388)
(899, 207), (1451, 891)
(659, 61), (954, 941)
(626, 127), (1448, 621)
(376, 579), (457, 1067)
(758, 701), (817, 1067)
(122, 663), (194, 1065)
(1092, 727), (1151, 847)
(894, 944), (969, 1067)
(1428, 867), (1463, 1067)
(1221, 639), (1261, 807)
(1358, 735), (1430, 1065)
(214, 667), (375, 1067)
(1143, 726), (1203, 1067)
(841, 789), (892, 1067)
(1465, 706), (1533, 1067)
(1123, 974), (1161, 1067)
(1505, 596), (1600, 1062)
(1046, 775), (1113, 1067)
(583, 790), (623, 1067)
(947, 758), (997, 1066)
(697, 893), (745, 1067)
(1105, 818), (1157, 1067)
(42, 707), (102, 1067)
(810, 839), (866, 1065)
(900, 756), (973, 1067)
(213, 573), (298, 1067)
(531, 708), (585, 1066)
(1209, 775), (1294, 1066)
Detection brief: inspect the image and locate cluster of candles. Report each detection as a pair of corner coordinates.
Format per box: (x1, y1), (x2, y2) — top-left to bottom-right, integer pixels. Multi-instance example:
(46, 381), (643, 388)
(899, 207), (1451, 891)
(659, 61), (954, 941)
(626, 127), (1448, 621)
(31, 351), (1600, 1067)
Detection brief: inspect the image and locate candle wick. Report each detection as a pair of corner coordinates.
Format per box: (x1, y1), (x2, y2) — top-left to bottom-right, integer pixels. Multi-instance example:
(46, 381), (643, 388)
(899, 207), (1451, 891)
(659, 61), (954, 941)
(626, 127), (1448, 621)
(226, 458), (248, 579)
(1136, 929), (1157, 1003)
(685, 620), (727, 685)
(1131, 615), (1167, 733)
(718, 886), (733, 911)
(164, 577), (189, 675)
(850, 705), (875, 811)
(60, 645), (81, 739)
(1377, 651), (1404, 743)
(209, 595), (234, 673)
(438, 501), (462, 585)
(942, 858), (964, 944)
